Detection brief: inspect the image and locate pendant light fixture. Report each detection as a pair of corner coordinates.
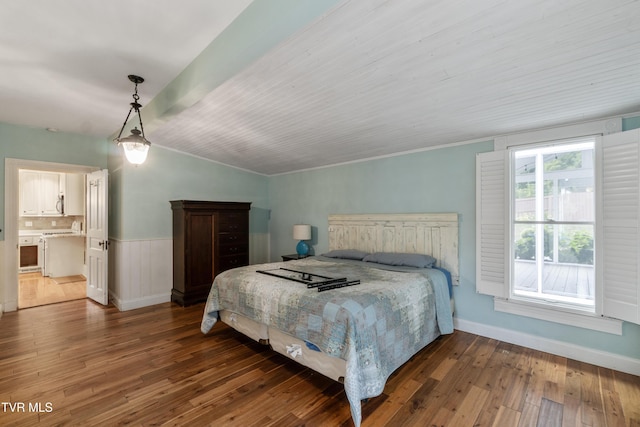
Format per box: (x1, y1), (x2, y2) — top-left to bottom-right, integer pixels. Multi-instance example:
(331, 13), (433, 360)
(114, 74), (151, 165)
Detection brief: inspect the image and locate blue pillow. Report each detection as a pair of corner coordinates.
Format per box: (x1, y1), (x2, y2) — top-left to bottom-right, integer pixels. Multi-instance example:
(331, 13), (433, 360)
(321, 249), (370, 260)
(363, 252), (436, 268)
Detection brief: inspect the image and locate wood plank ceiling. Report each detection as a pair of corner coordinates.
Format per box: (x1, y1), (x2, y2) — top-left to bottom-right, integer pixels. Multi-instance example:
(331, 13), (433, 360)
(149, 0), (640, 175)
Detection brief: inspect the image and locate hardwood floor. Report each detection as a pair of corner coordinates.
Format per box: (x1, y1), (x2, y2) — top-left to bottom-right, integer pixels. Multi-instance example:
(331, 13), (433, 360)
(1, 299), (638, 426)
(18, 272), (86, 308)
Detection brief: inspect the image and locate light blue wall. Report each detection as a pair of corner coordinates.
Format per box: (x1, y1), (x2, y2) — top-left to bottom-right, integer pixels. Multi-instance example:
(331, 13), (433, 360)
(0, 122), (108, 241)
(108, 145), (269, 241)
(623, 116), (640, 132)
(0, 119), (269, 245)
(268, 136), (640, 361)
(268, 142), (488, 259)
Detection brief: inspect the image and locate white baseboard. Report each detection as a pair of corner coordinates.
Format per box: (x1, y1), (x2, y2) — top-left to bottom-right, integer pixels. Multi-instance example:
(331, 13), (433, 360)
(3, 300), (17, 312)
(454, 318), (640, 376)
(110, 292), (171, 311)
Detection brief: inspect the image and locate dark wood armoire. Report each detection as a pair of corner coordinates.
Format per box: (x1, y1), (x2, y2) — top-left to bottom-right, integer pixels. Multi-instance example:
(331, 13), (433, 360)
(170, 200), (251, 306)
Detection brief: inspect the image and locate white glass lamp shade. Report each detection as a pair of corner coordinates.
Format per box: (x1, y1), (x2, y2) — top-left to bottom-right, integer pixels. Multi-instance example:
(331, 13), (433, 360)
(293, 224), (311, 240)
(119, 127), (150, 165)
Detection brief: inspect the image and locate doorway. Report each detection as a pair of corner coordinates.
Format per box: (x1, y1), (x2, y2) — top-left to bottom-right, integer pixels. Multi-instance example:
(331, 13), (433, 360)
(4, 159), (108, 312)
(17, 167), (87, 308)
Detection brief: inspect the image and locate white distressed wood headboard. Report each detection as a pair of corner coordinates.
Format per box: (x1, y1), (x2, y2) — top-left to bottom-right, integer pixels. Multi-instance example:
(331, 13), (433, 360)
(328, 213), (459, 285)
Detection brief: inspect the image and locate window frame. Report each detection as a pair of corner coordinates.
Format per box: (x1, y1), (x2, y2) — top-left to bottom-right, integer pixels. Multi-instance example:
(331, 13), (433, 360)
(508, 138), (597, 310)
(475, 117), (637, 335)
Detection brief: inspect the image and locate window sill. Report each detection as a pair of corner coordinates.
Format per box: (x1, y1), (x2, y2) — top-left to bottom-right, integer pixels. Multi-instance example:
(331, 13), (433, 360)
(494, 298), (622, 335)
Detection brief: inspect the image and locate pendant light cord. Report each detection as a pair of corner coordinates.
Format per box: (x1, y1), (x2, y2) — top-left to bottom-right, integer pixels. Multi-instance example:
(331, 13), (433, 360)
(115, 80), (146, 141)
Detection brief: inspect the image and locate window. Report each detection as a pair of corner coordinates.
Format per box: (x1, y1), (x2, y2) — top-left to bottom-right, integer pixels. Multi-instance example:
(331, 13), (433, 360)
(512, 140), (595, 310)
(476, 125), (640, 332)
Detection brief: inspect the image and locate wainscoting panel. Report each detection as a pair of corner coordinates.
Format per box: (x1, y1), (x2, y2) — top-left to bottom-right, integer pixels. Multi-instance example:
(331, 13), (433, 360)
(249, 232), (270, 265)
(109, 233), (269, 311)
(109, 238), (172, 311)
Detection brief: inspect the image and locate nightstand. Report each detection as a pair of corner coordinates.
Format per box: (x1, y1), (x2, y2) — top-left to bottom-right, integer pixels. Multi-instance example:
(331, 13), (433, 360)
(281, 254), (309, 262)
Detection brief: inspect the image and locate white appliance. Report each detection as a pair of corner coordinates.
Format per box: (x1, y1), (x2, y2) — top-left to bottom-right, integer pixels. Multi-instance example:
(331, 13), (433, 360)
(42, 232), (84, 277)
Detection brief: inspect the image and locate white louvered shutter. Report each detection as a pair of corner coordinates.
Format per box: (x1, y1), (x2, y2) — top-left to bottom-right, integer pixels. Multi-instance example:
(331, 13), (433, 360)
(476, 150), (509, 298)
(601, 129), (640, 325)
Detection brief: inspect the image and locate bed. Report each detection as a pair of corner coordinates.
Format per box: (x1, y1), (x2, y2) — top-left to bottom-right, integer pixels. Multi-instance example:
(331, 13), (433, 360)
(201, 213), (459, 426)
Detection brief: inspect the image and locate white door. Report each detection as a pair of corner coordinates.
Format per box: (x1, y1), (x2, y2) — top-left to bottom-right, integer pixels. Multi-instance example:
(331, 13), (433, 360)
(86, 169), (109, 305)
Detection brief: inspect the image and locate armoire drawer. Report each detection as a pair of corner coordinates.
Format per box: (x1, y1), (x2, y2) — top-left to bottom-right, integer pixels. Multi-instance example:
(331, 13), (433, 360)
(219, 255), (248, 272)
(219, 242), (248, 255)
(218, 220), (246, 232)
(218, 233), (247, 245)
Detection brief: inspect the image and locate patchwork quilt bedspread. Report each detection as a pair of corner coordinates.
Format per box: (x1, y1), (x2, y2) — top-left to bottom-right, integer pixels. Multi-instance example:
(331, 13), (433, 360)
(201, 257), (453, 427)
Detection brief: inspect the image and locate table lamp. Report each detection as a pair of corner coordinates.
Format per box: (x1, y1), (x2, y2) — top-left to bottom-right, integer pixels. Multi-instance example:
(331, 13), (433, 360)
(293, 224), (312, 256)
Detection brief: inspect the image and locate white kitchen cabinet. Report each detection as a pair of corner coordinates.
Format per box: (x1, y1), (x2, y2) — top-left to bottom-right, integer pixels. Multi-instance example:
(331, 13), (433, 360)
(19, 171), (40, 216)
(44, 235), (85, 277)
(40, 172), (62, 215)
(19, 170), (63, 216)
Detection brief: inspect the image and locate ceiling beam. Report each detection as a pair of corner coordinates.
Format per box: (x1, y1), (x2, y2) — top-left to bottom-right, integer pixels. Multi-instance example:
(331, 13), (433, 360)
(131, 0), (344, 139)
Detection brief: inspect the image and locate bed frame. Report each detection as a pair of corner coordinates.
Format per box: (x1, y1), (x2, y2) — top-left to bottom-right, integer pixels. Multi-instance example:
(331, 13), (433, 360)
(219, 212), (460, 384)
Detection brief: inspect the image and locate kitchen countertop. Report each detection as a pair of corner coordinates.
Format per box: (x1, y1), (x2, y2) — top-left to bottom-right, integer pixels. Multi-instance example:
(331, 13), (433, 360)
(18, 230), (48, 237)
(42, 233), (85, 238)
(19, 229), (84, 237)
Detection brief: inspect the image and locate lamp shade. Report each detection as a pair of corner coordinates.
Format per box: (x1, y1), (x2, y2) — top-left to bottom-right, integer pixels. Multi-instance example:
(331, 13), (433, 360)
(121, 141), (150, 165)
(119, 127), (150, 165)
(293, 224), (311, 240)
